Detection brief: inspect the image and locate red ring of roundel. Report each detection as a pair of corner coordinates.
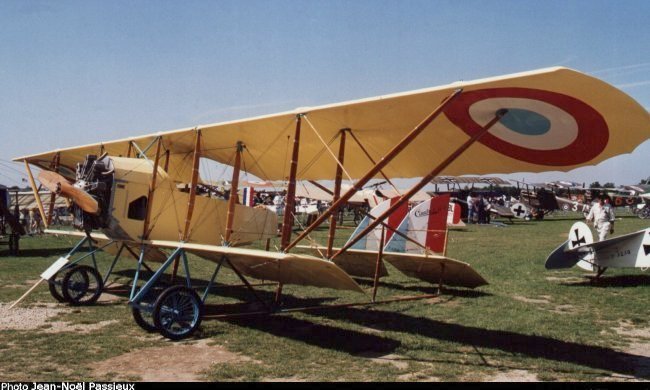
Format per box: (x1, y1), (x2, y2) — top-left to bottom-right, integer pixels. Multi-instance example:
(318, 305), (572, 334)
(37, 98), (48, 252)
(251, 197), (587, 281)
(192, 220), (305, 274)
(444, 88), (609, 166)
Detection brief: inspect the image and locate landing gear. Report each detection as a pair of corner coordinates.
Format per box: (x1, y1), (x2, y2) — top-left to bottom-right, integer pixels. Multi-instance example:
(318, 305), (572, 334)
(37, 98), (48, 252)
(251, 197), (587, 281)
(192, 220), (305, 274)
(152, 286), (203, 341)
(595, 266), (608, 279)
(48, 270), (67, 303)
(640, 206), (650, 219)
(131, 285), (167, 333)
(61, 265), (103, 305)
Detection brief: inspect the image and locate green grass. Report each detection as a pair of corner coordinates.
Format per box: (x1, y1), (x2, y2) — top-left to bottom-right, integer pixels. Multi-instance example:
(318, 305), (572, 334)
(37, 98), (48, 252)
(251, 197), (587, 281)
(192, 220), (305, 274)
(0, 211), (649, 381)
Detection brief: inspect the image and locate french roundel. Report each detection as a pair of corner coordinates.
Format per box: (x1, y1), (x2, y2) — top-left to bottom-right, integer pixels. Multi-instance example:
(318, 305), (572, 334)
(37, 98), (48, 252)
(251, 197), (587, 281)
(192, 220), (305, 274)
(445, 88), (609, 165)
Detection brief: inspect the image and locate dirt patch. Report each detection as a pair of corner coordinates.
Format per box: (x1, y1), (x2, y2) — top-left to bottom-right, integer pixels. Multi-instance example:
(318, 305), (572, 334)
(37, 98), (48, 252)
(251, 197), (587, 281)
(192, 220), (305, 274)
(545, 276), (585, 284)
(40, 319), (119, 334)
(615, 321), (650, 339)
(96, 292), (124, 303)
(513, 295), (551, 304)
(549, 304), (578, 315)
(487, 369), (539, 382)
(92, 338), (255, 382)
(397, 372), (440, 381)
(1, 284), (28, 289)
(0, 302), (68, 331)
(623, 342), (650, 378)
(610, 321), (650, 380)
(357, 352), (409, 370)
(262, 376), (306, 382)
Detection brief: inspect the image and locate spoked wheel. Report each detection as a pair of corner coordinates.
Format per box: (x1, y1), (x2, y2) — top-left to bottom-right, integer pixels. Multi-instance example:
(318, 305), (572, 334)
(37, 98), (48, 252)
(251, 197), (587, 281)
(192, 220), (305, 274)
(152, 285), (203, 340)
(48, 269), (68, 303)
(640, 207), (650, 219)
(131, 285), (167, 333)
(62, 265), (104, 305)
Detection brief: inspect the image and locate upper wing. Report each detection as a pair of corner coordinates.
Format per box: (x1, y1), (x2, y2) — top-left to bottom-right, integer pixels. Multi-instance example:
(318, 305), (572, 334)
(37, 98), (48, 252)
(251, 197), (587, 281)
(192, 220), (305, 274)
(15, 67), (650, 181)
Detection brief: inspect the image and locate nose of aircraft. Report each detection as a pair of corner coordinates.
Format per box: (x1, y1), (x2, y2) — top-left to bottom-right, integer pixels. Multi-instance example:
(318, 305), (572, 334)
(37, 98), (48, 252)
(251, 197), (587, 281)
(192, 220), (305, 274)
(38, 170), (100, 214)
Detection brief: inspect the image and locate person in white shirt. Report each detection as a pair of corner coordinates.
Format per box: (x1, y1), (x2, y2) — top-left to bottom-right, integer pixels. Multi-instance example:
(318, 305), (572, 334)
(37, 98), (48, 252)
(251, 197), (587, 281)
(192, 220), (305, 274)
(586, 197), (615, 241)
(466, 193), (475, 224)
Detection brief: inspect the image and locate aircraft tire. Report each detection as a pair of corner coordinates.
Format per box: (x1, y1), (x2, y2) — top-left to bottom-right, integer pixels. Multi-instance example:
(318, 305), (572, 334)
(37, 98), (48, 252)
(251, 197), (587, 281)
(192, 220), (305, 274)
(131, 285), (167, 333)
(153, 285), (203, 341)
(640, 207), (650, 219)
(62, 265), (103, 306)
(48, 270), (68, 303)
(132, 307), (158, 332)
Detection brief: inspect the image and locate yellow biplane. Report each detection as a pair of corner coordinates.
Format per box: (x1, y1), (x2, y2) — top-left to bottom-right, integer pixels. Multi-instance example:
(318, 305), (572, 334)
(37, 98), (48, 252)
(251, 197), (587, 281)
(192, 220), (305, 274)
(11, 67), (650, 340)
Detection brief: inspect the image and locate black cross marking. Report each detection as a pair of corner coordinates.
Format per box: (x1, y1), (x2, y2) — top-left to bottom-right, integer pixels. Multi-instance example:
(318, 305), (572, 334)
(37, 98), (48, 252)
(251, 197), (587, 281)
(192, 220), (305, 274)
(513, 205), (525, 217)
(571, 229), (586, 247)
(644, 245), (650, 256)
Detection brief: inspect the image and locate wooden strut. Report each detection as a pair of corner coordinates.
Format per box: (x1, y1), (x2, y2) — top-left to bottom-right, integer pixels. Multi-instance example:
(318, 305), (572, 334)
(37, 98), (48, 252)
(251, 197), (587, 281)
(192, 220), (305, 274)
(307, 180), (334, 196)
(326, 129), (347, 258)
(173, 129), (202, 281)
(141, 137), (163, 240)
(24, 160), (48, 229)
(46, 152), (61, 226)
(126, 141), (133, 158)
(346, 129), (400, 195)
(280, 114), (302, 250)
(276, 114), (303, 304)
(285, 89), (463, 252)
(163, 149), (170, 172)
(224, 142), (244, 245)
(371, 225), (386, 302)
(331, 109), (508, 260)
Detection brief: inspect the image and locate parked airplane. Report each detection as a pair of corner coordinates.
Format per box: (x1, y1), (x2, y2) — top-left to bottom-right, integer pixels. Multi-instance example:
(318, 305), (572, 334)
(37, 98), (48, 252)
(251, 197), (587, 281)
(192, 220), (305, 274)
(545, 221), (650, 278)
(10, 66), (650, 340)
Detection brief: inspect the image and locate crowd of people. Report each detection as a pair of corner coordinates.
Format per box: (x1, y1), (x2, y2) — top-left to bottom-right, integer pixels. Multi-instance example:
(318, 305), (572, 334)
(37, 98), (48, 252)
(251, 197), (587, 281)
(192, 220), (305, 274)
(17, 206), (69, 236)
(465, 193), (506, 224)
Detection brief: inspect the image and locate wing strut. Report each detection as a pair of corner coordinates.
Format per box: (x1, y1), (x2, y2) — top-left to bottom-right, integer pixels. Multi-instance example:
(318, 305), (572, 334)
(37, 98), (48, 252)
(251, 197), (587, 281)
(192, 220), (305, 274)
(24, 160), (48, 229)
(332, 109), (508, 260)
(224, 141), (244, 244)
(326, 129), (347, 258)
(276, 114), (303, 303)
(142, 136), (163, 240)
(346, 129), (400, 195)
(172, 129), (202, 281)
(280, 114), (303, 250)
(285, 88), (463, 252)
(46, 152), (60, 226)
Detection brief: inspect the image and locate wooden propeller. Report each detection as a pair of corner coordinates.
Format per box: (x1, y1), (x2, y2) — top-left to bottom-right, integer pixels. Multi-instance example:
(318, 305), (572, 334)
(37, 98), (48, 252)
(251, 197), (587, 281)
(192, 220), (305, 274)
(38, 170), (100, 214)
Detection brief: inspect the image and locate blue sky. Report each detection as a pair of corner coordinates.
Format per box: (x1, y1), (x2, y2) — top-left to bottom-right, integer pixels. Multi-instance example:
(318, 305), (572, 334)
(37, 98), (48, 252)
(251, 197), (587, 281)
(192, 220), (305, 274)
(1, 0), (649, 188)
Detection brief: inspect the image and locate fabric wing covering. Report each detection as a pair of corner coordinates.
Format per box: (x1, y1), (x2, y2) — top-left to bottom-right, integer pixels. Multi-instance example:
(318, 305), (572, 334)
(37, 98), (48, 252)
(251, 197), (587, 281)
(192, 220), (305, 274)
(15, 67), (650, 183)
(148, 240), (365, 293)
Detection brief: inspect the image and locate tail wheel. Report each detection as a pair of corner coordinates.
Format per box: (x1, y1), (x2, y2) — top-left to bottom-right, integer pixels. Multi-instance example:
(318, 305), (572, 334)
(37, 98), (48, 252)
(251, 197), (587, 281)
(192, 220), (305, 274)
(62, 265), (103, 306)
(152, 285), (203, 341)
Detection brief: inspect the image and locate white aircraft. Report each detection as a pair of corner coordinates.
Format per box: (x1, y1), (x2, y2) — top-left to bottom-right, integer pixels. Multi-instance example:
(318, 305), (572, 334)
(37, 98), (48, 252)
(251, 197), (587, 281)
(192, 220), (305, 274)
(545, 221), (650, 278)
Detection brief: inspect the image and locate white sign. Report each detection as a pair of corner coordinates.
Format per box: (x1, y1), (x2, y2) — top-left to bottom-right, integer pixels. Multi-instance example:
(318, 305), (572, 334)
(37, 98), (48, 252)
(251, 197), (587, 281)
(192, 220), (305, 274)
(40, 257), (70, 280)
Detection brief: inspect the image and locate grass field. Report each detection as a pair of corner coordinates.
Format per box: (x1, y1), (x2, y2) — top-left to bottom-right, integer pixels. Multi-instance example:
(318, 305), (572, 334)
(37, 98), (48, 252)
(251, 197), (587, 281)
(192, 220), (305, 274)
(0, 211), (649, 382)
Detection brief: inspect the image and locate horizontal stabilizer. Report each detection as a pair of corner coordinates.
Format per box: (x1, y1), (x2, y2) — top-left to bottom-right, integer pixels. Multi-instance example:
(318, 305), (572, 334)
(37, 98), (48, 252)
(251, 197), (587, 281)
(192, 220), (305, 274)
(545, 240), (581, 269)
(566, 229), (648, 253)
